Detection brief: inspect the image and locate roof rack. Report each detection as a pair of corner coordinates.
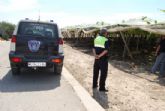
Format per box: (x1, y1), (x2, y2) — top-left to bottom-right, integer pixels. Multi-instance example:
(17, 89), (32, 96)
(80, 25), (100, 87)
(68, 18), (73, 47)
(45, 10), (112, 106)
(25, 18), (29, 20)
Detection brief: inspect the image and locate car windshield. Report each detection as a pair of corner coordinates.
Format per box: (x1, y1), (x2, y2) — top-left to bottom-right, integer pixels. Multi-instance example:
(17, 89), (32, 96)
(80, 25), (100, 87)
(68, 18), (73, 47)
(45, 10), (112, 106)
(18, 22), (58, 38)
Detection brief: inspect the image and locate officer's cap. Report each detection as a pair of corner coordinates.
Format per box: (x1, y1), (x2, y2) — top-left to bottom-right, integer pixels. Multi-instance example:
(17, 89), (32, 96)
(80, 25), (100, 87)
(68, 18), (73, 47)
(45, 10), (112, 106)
(99, 28), (108, 35)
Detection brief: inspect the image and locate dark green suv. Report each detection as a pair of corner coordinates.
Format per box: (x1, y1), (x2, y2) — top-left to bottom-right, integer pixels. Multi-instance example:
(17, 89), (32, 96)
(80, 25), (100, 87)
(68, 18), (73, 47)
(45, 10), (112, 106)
(9, 19), (64, 75)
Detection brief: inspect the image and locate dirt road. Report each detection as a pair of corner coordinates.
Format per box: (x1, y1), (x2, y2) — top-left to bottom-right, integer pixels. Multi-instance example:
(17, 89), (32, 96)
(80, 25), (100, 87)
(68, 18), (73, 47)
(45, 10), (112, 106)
(64, 43), (165, 111)
(0, 41), (87, 111)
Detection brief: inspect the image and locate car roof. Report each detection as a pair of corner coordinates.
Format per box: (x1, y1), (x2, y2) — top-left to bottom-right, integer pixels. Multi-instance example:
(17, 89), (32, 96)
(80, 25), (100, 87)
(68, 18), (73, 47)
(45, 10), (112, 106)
(19, 20), (57, 25)
(13, 19), (62, 37)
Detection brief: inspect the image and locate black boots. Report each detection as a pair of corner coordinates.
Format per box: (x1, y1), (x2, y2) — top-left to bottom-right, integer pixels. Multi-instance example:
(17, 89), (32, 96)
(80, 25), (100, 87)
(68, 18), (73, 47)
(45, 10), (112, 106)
(99, 88), (108, 92)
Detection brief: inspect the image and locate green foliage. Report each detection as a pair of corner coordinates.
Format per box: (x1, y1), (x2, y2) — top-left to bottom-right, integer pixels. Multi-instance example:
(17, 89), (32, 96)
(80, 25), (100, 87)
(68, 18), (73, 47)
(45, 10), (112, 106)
(2, 33), (9, 40)
(0, 21), (15, 40)
(160, 9), (165, 13)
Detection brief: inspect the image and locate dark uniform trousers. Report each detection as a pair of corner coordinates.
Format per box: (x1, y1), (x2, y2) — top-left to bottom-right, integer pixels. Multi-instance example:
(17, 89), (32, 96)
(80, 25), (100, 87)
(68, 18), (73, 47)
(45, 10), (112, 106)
(93, 58), (108, 89)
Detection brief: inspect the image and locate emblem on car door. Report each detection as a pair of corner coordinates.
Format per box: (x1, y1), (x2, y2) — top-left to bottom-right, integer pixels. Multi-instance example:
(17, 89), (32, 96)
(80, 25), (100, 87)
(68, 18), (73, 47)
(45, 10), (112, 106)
(28, 40), (41, 52)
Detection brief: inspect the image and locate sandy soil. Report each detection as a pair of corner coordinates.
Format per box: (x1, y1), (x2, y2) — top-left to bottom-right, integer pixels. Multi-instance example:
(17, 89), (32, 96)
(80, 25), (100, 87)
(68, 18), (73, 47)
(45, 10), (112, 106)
(64, 43), (165, 111)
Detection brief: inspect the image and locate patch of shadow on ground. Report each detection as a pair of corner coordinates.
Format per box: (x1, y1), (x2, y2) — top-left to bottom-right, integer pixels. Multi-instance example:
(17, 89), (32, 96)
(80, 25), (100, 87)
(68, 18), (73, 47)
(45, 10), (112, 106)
(65, 42), (165, 86)
(110, 60), (165, 86)
(92, 89), (109, 109)
(0, 68), (61, 92)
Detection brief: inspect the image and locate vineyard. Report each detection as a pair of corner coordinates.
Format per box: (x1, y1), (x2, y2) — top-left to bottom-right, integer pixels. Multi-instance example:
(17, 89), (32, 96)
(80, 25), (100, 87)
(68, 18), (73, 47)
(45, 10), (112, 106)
(62, 23), (165, 110)
(62, 23), (165, 67)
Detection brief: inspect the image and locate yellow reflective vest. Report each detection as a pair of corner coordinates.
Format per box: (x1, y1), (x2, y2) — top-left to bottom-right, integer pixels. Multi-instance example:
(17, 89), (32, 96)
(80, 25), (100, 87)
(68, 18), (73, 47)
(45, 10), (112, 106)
(94, 36), (108, 48)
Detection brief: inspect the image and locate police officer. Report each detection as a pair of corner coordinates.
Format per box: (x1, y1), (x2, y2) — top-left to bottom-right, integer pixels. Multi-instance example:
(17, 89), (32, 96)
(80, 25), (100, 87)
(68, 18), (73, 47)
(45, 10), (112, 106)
(92, 28), (110, 92)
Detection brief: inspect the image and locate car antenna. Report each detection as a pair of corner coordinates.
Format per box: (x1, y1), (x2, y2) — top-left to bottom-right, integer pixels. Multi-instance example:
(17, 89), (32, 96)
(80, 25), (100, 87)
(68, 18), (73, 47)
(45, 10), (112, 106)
(38, 10), (40, 21)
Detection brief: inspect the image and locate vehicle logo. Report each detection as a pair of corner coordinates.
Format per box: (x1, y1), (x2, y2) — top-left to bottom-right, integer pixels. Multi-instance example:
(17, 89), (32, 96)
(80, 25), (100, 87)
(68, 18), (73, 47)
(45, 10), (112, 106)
(28, 40), (41, 52)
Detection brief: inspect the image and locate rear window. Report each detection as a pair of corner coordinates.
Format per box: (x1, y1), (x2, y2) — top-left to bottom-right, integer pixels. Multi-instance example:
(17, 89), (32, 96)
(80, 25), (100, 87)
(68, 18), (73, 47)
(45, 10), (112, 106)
(17, 22), (58, 38)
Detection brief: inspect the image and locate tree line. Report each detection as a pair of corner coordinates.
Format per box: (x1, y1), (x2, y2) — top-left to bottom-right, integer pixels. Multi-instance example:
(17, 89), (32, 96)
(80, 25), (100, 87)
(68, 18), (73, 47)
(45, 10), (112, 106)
(0, 21), (15, 40)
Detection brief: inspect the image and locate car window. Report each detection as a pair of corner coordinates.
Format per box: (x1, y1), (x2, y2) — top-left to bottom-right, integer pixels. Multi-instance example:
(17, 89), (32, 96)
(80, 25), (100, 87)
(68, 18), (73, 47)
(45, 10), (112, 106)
(18, 22), (58, 38)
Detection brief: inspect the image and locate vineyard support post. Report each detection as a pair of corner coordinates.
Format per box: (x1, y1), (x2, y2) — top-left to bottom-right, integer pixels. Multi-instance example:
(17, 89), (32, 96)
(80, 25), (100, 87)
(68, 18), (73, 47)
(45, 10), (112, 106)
(120, 31), (134, 60)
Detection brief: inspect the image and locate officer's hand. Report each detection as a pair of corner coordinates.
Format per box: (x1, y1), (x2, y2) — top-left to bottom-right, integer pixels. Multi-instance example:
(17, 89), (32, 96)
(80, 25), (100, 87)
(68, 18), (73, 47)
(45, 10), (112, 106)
(95, 55), (99, 59)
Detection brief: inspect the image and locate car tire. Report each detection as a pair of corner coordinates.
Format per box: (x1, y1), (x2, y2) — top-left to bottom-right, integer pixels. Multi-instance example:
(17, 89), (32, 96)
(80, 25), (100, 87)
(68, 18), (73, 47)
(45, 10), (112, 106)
(11, 67), (21, 75)
(54, 65), (62, 75)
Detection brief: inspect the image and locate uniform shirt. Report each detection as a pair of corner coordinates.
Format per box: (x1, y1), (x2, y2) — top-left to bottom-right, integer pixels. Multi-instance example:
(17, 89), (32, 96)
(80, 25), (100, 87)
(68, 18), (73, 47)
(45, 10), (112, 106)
(159, 39), (165, 53)
(93, 37), (110, 59)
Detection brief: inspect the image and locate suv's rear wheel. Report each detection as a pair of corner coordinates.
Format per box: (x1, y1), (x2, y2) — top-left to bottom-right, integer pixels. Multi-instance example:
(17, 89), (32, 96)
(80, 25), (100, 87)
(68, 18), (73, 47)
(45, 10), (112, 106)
(11, 67), (21, 75)
(53, 65), (62, 75)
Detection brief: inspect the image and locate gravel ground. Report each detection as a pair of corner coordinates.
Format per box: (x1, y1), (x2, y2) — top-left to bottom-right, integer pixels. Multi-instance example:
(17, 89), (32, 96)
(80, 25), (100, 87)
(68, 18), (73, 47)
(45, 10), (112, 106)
(64, 43), (165, 111)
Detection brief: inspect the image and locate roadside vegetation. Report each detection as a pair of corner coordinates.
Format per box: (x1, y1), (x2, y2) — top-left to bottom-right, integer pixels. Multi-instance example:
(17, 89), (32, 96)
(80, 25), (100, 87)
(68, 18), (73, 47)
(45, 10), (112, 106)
(0, 21), (15, 40)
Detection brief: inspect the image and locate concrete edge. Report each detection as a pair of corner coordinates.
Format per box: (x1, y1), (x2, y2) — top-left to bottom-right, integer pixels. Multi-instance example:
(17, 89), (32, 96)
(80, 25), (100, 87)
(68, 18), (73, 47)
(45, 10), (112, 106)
(62, 67), (105, 111)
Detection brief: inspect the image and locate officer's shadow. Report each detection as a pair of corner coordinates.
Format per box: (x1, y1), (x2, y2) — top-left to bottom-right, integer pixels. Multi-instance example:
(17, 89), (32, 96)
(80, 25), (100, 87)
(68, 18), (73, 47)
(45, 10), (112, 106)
(92, 89), (109, 109)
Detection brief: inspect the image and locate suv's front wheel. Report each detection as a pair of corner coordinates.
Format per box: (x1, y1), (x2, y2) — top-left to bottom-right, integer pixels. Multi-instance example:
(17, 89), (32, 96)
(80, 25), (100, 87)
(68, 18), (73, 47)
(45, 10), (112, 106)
(11, 67), (21, 75)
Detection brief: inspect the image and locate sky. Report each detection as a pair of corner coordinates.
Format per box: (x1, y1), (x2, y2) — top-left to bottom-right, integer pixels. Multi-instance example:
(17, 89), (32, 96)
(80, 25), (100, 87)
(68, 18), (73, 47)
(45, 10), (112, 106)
(0, 0), (165, 27)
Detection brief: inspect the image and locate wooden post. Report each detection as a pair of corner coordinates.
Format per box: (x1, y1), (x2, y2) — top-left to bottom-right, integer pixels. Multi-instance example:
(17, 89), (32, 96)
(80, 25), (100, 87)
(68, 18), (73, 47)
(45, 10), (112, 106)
(66, 31), (71, 38)
(120, 31), (134, 60)
(122, 35), (131, 59)
(136, 36), (140, 51)
(65, 32), (69, 38)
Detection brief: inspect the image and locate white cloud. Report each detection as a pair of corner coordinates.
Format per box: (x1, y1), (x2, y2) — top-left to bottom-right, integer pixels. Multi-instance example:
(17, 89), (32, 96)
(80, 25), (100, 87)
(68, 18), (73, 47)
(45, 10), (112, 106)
(17, 11), (97, 27)
(1, 0), (165, 27)
(0, 0), (39, 12)
(39, 12), (149, 27)
(2, 10), (165, 27)
(87, 12), (165, 25)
